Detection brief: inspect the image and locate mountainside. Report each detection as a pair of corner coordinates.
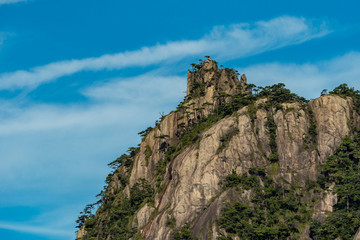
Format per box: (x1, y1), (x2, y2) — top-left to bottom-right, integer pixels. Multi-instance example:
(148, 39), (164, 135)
(76, 58), (360, 240)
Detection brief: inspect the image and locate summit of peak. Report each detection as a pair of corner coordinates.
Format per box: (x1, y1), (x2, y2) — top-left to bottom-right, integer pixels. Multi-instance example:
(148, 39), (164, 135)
(202, 57), (218, 71)
(186, 58), (247, 100)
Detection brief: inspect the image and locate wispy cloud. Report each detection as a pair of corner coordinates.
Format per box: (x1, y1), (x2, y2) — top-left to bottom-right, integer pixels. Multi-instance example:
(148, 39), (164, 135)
(0, 16), (330, 90)
(83, 73), (186, 103)
(0, 222), (72, 238)
(0, 104), (129, 135)
(239, 51), (360, 99)
(0, 0), (26, 5)
(0, 74), (185, 135)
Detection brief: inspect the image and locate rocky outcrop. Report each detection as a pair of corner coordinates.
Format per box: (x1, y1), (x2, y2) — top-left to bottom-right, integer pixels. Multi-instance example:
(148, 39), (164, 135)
(313, 183), (337, 221)
(78, 59), (360, 240)
(133, 203), (155, 229)
(185, 58), (247, 119)
(310, 95), (355, 163)
(129, 58), (247, 188)
(76, 226), (86, 240)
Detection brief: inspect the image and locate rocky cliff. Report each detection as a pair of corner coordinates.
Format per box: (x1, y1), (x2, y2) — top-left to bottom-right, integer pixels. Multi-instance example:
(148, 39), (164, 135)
(76, 58), (360, 240)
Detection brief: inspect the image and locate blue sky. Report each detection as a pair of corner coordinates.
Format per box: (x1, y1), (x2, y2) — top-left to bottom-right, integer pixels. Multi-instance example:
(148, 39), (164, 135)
(0, 0), (359, 239)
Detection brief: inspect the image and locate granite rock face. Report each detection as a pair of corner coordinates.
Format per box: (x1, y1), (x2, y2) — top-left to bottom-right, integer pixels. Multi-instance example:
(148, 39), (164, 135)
(77, 59), (359, 240)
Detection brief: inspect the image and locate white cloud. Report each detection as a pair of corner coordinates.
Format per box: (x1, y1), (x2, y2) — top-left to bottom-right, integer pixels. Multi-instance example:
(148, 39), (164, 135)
(0, 104), (133, 135)
(239, 51), (360, 99)
(0, 221), (73, 238)
(0, 0), (26, 5)
(82, 73), (186, 103)
(0, 16), (330, 90)
(0, 74), (185, 135)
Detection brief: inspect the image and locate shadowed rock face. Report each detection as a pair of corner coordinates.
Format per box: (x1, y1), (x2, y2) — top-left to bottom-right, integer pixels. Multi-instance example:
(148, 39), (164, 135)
(77, 60), (360, 240)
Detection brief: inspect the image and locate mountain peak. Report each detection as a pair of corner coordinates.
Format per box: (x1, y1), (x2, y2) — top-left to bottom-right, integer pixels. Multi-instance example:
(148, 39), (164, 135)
(185, 58), (248, 107)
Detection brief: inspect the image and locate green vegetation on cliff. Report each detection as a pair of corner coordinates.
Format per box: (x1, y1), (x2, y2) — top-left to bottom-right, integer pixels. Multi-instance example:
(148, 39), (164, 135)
(217, 168), (315, 240)
(310, 135), (360, 240)
(76, 146), (154, 240)
(171, 223), (198, 240)
(78, 177), (154, 240)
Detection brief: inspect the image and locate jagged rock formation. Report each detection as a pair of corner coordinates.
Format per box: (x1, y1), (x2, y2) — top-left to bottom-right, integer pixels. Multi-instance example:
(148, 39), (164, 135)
(76, 59), (360, 240)
(129, 58), (248, 191)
